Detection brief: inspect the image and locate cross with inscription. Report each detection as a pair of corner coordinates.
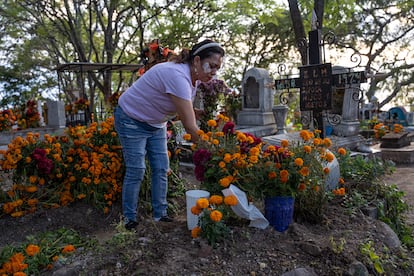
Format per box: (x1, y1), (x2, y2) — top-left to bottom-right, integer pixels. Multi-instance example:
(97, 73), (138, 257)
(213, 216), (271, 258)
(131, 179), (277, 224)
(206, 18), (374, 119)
(275, 30), (367, 138)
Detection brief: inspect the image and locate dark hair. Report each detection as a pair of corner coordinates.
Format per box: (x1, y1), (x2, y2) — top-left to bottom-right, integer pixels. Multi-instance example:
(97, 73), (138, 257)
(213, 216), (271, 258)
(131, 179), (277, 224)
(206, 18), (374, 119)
(172, 39), (225, 64)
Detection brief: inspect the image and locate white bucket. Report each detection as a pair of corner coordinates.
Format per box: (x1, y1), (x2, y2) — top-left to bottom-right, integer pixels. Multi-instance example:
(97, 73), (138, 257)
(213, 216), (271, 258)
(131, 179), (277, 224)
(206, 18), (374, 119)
(185, 190), (210, 230)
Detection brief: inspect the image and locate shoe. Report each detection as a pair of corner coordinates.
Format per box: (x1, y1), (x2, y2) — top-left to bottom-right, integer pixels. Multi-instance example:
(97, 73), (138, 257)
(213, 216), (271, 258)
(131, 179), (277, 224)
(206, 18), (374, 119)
(154, 216), (174, 222)
(125, 220), (138, 230)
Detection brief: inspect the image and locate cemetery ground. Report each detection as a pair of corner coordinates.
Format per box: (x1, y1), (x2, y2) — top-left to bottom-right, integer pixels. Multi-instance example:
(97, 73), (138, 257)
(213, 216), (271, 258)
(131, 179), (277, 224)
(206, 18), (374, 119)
(1, 164), (414, 275)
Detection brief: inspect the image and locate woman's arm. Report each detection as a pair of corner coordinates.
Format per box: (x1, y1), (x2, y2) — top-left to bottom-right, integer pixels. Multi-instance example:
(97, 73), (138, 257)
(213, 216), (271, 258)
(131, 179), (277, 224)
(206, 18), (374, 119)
(170, 94), (199, 143)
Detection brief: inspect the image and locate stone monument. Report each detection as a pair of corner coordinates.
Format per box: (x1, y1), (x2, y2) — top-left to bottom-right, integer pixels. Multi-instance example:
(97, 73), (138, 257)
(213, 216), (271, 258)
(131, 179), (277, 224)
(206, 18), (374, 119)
(236, 68), (276, 136)
(46, 100), (66, 128)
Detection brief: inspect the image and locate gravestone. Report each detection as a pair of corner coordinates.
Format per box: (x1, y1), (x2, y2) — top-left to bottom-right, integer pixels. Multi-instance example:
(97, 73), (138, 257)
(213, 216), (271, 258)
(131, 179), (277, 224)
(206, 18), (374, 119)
(46, 100), (66, 128)
(329, 66), (362, 137)
(237, 68), (275, 126)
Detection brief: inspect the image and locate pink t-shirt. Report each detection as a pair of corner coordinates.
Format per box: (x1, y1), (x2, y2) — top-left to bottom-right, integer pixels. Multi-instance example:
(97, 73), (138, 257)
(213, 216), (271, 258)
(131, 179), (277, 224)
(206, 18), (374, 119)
(118, 62), (196, 125)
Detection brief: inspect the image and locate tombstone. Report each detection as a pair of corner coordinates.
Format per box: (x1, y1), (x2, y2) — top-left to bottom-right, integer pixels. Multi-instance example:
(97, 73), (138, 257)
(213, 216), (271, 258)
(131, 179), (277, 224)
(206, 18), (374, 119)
(237, 68), (275, 126)
(46, 100), (66, 128)
(329, 66), (361, 137)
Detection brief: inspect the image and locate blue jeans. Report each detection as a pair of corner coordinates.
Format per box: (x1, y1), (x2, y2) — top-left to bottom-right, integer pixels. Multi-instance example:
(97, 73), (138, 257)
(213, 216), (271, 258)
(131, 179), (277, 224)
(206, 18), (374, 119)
(114, 106), (169, 222)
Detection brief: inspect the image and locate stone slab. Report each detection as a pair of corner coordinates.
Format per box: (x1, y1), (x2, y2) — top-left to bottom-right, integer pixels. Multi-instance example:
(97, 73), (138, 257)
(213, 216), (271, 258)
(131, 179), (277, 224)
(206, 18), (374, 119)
(372, 142), (414, 164)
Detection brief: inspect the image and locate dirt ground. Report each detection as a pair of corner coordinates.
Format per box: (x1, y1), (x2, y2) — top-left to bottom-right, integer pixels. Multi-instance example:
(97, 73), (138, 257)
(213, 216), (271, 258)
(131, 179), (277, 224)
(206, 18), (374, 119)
(1, 164), (414, 275)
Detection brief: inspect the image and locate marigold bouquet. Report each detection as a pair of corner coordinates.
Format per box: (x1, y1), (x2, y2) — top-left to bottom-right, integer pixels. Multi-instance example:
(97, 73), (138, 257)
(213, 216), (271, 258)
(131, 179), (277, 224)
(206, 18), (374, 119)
(188, 115), (338, 201)
(189, 114), (262, 196)
(238, 130), (338, 199)
(0, 109), (16, 132)
(190, 194), (238, 246)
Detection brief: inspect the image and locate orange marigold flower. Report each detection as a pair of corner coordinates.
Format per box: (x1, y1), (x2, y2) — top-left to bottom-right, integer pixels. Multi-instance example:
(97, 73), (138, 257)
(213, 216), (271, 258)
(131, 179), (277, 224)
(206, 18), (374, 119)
(268, 171), (277, 179)
(196, 129), (204, 136)
(339, 178), (345, 184)
(326, 152), (335, 162)
(29, 175), (37, 184)
(210, 210), (223, 222)
(218, 161), (226, 168)
(25, 185), (38, 193)
(323, 138), (332, 147)
(183, 133), (191, 141)
(52, 255), (59, 262)
(11, 211), (24, 217)
(219, 176), (231, 188)
(298, 182), (306, 191)
(280, 169), (289, 178)
(223, 153), (232, 163)
(323, 167), (330, 174)
(191, 206), (203, 215)
(303, 145), (312, 153)
(313, 138), (322, 146)
(196, 198), (209, 209)
(337, 147), (347, 156)
(207, 119), (217, 127)
(191, 226), (202, 238)
(224, 195), (238, 206)
(248, 155), (259, 163)
(25, 244), (40, 256)
(281, 139), (289, 147)
(38, 178), (45, 185)
(61, 244), (75, 254)
(299, 166), (310, 176)
(294, 158), (304, 167)
(209, 195), (223, 205)
(27, 199), (38, 207)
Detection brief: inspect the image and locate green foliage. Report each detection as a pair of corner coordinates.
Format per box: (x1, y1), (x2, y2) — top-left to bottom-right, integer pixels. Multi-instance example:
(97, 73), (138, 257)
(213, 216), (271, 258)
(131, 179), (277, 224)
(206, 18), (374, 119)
(294, 187), (330, 223)
(377, 184), (414, 248)
(0, 228), (94, 275)
(329, 236), (346, 254)
(360, 241), (385, 275)
(338, 153), (395, 185)
(199, 208), (231, 247)
(342, 191), (368, 217)
(335, 152), (413, 248)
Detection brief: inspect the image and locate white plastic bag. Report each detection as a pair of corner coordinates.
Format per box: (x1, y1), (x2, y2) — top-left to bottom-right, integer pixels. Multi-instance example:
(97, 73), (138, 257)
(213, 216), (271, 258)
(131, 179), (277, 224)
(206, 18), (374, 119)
(222, 184), (269, 229)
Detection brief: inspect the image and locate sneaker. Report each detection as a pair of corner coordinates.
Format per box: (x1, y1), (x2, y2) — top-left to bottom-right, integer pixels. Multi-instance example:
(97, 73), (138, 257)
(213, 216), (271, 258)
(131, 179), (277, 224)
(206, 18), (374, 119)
(125, 220), (138, 230)
(154, 216), (174, 222)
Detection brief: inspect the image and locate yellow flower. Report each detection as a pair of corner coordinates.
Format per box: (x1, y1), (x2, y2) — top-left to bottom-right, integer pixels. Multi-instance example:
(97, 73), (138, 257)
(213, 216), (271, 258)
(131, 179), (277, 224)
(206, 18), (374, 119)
(281, 140), (289, 147)
(183, 133), (191, 141)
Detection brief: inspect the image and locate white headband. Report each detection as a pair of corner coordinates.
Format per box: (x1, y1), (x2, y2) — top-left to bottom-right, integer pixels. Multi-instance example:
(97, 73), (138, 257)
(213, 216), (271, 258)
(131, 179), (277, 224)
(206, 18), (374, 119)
(192, 42), (222, 56)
